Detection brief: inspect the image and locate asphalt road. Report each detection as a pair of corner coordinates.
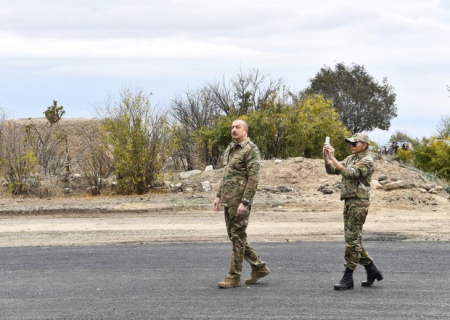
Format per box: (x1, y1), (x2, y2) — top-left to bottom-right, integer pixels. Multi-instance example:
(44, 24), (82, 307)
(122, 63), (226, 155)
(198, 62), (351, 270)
(1, 241), (449, 320)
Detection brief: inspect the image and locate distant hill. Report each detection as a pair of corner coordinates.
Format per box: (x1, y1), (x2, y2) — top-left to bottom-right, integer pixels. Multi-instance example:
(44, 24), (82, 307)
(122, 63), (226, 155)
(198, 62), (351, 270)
(8, 117), (101, 156)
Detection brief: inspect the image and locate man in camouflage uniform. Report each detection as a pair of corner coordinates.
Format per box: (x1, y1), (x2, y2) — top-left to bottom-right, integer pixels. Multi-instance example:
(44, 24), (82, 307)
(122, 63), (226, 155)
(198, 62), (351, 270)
(323, 132), (383, 290)
(213, 119), (270, 289)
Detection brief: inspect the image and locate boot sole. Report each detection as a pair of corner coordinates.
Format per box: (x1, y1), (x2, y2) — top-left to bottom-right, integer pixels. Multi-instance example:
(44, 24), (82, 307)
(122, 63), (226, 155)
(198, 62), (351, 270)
(334, 284), (354, 290)
(361, 274), (383, 287)
(218, 283), (242, 289)
(245, 271), (270, 284)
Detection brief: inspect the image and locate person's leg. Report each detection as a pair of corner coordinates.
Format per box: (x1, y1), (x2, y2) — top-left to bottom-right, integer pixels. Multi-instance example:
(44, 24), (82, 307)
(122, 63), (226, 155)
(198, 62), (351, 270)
(227, 207), (247, 278)
(354, 200), (383, 287)
(337, 199), (370, 290)
(218, 207), (247, 288)
(334, 201), (355, 290)
(244, 242), (264, 268)
(242, 207), (270, 284)
(242, 207), (264, 269)
(344, 199), (371, 270)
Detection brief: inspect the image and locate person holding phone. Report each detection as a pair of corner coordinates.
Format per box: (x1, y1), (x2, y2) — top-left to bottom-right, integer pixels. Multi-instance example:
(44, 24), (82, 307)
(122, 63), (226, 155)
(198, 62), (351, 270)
(323, 133), (383, 290)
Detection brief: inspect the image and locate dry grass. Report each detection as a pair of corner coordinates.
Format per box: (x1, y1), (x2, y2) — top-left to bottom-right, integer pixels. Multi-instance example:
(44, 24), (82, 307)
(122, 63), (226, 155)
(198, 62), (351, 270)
(9, 118), (100, 155)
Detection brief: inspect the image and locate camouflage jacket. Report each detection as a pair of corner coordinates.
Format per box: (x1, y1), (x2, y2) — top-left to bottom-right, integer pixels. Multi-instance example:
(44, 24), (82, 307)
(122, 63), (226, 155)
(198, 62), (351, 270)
(216, 137), (261, 207)
(325, 150), (374, 200)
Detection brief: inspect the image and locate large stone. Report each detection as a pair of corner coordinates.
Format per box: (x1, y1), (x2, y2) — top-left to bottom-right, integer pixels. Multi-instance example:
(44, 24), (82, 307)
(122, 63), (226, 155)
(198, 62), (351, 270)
(202, 181), (211, 192)
(277, 186), (292, 193)
(173, 183), (183, 191)
(179, 170), (202, 180)
(204, 165), (214, 172)
(317, 184), (334, 194)
(418, 183), (435, 190)
(371, 180), (383, 189)
(382, 180), (409, 191)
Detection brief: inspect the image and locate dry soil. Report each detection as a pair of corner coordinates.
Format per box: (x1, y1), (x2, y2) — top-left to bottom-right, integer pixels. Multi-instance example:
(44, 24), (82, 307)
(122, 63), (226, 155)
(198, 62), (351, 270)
(1, 156), (449, 247)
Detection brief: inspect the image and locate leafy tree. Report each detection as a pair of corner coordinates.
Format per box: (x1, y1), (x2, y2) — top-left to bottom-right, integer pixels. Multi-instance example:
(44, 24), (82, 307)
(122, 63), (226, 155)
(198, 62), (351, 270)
(200, 93), (350, 162)
(397, 148), (414, 165)
(388, 130), (419, 148)
(413, 136), (450, 181)
(281, 94), (350, 159)
(170, 68), (284, 167)
(245, 97), (287, 159)
(389, 130), (412, 143)
(44, 100), (66, 125)
(198, 117), (235, 167)
(304, 62), (397, 134)
(99, 88), (169, 195)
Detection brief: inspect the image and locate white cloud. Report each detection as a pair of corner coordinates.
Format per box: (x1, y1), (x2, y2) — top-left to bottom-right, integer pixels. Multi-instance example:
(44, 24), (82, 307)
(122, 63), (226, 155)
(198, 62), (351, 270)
(0, 32), (268, 59)
(0, 0), (449, 138)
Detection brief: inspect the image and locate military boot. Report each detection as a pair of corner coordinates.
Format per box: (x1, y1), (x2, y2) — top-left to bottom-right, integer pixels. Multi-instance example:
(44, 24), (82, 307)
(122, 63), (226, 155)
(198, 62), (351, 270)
(245, 264), (270, 284)
(218, 276), (241, 289)
(362, 262), (383, 287)
(334, 268), (354, 290)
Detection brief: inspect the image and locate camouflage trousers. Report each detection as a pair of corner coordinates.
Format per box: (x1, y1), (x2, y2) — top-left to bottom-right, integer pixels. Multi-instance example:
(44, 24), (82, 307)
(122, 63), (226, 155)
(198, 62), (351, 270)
(343, 198), (373, 270)
(224, 206), (264, 279)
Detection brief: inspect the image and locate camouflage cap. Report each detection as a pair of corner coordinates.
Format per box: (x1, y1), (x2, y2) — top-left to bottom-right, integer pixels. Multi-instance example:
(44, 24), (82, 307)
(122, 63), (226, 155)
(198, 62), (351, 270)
(345, 132), (369, 143)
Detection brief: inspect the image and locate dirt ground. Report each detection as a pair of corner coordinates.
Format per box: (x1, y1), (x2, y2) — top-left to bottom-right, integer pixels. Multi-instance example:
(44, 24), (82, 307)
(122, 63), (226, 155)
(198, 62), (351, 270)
(1, 156), (449, 247)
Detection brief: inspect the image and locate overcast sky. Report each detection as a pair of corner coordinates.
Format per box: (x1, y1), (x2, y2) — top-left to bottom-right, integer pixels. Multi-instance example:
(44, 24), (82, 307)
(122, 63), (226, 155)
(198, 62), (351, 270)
(0, 0), (449, 145)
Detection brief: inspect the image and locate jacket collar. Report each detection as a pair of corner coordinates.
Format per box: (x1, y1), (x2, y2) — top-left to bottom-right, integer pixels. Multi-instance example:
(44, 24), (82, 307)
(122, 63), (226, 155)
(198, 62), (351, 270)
(231, 137), (250, 149)
(353, 149), (370, 159)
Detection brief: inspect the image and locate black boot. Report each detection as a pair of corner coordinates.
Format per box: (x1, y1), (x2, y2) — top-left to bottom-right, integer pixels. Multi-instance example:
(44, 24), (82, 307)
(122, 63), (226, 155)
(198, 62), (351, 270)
(334, 268), (354, 290)
(362, 262), (383, 287)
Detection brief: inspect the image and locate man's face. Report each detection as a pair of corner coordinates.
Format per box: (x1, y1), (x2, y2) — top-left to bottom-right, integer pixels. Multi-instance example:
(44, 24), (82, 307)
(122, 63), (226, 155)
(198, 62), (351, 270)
(231, 120), (248, 143)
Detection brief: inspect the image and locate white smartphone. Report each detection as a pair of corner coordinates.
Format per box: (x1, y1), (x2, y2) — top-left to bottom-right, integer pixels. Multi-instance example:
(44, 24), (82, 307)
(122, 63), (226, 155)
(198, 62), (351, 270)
(325, 136), (330, 145)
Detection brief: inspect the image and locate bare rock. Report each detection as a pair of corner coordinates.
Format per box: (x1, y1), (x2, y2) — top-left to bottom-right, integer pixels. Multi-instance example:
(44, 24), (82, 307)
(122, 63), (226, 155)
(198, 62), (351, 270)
(418, 184), (435, 191)
(173, 183), (183, 191)
(179, 170), (202, 180)
(277, 186), (293, 193)
(201, 181), (211, 192)
(382, 180), (409, 191)
(371, 180), (383, 189)
(318, 184), (334, 194)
